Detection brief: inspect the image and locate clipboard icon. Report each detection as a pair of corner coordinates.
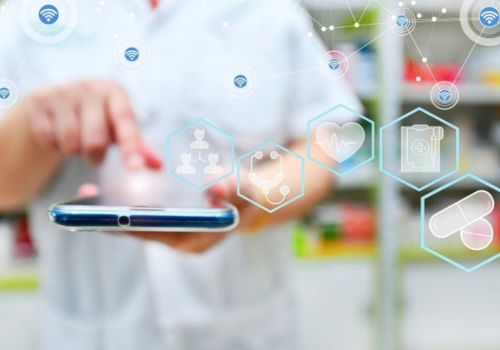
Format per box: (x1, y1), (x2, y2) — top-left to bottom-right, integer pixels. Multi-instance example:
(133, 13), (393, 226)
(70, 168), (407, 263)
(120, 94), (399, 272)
(401, 124), (444, 173)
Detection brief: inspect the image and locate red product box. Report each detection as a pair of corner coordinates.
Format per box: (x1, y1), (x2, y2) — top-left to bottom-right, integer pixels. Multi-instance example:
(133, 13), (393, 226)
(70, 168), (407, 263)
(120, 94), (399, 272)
(340, 205), (376, 242)
(405, 61), (462, 83)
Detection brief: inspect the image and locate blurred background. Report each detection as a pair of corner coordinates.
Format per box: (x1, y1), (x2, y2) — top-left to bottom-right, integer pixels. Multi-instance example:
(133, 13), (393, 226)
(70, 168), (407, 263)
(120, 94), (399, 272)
(0, 0), (499, 349)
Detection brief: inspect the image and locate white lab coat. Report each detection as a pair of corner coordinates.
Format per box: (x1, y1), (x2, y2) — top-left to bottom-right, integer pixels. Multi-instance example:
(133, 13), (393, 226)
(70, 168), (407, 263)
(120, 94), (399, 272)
(0, 0), (360, 349)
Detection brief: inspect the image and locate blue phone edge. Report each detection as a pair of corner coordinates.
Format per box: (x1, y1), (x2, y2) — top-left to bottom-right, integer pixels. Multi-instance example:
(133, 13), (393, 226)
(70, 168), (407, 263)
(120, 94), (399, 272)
(48, 202), (239, 232)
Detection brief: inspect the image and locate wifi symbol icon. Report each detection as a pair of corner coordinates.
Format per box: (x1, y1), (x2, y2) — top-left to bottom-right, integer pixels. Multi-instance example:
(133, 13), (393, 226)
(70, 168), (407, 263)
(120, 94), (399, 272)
(233, 75), (248, 89)
(38, 4), (59, 25)
(124, 47), (140, 62)
(0, 87), (10, 100)
(328, 59), (340, 71)
(438, 89), (451, 102)
(479, 7), (500, 28)
(396, 15), (409, 28)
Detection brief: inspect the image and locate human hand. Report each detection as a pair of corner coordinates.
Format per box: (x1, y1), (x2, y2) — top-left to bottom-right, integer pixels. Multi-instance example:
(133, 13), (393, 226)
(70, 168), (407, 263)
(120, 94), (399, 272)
(124, 177), (270, 252)
(208, 177), (270, 234)
(24, 80), (162, 170)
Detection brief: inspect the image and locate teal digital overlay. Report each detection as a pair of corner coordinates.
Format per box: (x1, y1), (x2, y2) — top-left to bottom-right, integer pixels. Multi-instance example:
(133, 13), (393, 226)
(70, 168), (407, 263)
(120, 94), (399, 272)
(307, 104), (375, 176)
(380, 107), (460, 191)
(166, 119), (235, 191)
(420, 173), (500, 272)
(237, 141), (305, 213)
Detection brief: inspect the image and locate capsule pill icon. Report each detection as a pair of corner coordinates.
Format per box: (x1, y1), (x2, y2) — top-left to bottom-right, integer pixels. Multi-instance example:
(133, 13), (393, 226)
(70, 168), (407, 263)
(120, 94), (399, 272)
(429, 190), (495, 251)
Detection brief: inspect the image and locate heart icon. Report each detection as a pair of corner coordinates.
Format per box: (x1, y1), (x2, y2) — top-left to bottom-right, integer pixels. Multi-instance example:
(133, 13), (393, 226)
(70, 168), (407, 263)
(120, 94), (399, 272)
(314, 122), (365, 163)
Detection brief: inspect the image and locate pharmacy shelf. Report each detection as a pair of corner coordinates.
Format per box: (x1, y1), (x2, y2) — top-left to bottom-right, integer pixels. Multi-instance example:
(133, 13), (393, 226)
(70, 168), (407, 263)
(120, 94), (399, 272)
(399, 244), (500, 262)
(0, 260), (38, 291)
(302, 0), (376, 11)
(295, 240), (377, 260)
(410, 0), (461, 13)
(402, 83), (500, 105)
(302, 0), (461, 13)
(400, 176), (500, 191)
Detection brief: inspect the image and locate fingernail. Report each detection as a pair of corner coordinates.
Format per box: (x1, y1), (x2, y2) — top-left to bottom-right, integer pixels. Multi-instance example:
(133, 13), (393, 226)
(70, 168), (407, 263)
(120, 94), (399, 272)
(126, 152), (145, 170)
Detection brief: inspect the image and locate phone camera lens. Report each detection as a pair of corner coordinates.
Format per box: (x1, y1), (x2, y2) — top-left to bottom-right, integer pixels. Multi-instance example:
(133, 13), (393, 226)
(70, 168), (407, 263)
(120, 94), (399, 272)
(118, 215), (130, 227)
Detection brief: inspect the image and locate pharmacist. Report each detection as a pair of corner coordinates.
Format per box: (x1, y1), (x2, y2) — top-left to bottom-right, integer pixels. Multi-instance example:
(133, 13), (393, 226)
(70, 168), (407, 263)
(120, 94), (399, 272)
(0, 0), (360, 349)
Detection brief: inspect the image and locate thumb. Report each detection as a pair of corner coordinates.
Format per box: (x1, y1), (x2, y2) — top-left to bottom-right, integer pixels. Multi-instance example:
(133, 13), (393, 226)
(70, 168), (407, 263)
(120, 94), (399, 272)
(208, 177), (251, 209)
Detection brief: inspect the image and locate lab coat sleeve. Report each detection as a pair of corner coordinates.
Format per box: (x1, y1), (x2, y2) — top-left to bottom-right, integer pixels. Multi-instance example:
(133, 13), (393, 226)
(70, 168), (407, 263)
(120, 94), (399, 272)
(0, 5), (29, 120)
(284, 6), (363, 139)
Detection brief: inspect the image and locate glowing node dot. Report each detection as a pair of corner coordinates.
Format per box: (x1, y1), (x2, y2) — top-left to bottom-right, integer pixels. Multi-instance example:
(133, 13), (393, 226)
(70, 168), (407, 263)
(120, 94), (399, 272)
(416, 76), (421, 82)
(417, 13), (422, 18)
(321, 26), (327, 32)
(411, 0), (416, 5)
(398, 1), (404, 7)
(354, 22), (360, 28)
(422, 57), (428, 63)
(222, 21), (228, 27)
(96, 7), (101, 13)
(99, 0), (105, 5)
(307, 31), (313, 37)
(0, 5), (5, 12)
(432, 16), (437, 22)
(329, 25), (334, 30)
(441, 8), (447, 14)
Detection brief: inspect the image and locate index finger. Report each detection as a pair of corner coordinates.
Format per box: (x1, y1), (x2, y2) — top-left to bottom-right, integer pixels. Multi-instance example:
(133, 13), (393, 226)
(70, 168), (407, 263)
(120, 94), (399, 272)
(104, 83), (146, 169)
(77, 183), (100, 197)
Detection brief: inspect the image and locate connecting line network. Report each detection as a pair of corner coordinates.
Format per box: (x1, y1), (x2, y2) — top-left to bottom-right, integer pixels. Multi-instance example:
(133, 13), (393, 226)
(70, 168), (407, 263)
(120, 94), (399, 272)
(0, 0), (499, 271)
(0, 0), (498, 111)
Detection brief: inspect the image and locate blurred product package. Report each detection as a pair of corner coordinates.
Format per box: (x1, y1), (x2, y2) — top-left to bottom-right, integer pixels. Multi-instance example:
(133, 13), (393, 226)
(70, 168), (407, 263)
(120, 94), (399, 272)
(293, 202), (376, 258)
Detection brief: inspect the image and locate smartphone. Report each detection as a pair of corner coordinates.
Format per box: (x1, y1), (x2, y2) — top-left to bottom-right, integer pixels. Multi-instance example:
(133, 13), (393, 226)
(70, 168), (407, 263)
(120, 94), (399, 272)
(48, 197), (239, 232)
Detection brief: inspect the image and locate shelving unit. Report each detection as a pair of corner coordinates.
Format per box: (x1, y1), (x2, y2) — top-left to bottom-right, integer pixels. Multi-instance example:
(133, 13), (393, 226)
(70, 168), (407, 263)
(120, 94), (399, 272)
(0, 222), (38, 292)
(0, 268), (38, 291)
(396, 2), (500, 350)
(299, 2), (397, 350)
(402, 83), (500, 104)
(301, 1), (500, 349)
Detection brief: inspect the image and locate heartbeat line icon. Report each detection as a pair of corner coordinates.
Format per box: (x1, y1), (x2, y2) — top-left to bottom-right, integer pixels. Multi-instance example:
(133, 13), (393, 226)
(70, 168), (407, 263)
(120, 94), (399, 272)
(314, 122), (366, 163)
(314, 133), (359, 152)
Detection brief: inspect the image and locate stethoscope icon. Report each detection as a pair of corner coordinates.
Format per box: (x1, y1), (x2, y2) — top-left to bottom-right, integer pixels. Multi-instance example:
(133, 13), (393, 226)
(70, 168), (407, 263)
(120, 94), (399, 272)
(248, 150), (290, 206)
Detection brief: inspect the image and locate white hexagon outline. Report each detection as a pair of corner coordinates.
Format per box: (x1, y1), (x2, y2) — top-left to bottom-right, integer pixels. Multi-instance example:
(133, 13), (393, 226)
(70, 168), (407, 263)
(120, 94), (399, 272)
(379, 107), (460, 191)
(420, 173), (500, 272)
(166, 119), (235, 191)
(306, 104), (375, 176)
(237, 141), (305, 213)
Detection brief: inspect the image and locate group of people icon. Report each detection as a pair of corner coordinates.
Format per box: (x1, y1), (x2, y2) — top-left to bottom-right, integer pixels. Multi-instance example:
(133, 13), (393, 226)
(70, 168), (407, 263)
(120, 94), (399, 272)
(176, 128), (224, 176)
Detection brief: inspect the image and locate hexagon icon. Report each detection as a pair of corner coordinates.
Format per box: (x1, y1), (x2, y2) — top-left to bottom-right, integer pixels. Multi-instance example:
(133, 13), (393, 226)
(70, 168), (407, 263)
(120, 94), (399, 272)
(167, 119), (234, 190)
(421, 173), (500, 272)
(380, 107), (460, 191)
(237, 141), (305, 213)
(307, 104), (375, 176)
